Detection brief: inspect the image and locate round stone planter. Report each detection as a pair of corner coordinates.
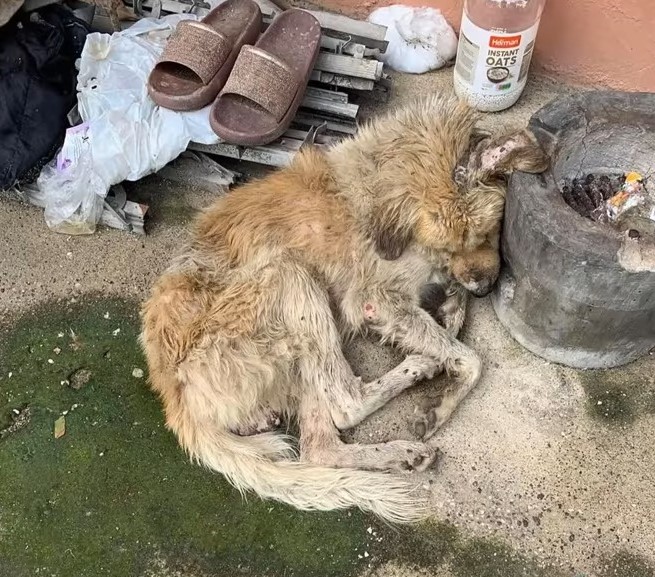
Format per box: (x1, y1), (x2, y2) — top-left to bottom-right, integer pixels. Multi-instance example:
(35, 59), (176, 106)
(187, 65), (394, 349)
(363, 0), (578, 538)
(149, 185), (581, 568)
(492, 91), (655, 369)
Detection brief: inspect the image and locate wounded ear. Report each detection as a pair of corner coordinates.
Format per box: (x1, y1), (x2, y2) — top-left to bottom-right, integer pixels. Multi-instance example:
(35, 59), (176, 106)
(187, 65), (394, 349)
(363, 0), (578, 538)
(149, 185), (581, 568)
(369, 210), (413, 260)
(477, 128), (549, 176)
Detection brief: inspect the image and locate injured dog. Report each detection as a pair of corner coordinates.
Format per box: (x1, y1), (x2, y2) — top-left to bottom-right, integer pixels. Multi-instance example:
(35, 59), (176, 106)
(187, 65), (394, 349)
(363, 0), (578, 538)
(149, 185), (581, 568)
(141, 94), (548, 523)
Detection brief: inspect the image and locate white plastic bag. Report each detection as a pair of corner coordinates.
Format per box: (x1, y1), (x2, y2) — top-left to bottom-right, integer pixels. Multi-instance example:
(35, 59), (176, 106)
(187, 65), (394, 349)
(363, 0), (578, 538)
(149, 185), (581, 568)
(40, 15), (221, 234)
(41, 123), (106, 234)
(368, 5), (457, 74)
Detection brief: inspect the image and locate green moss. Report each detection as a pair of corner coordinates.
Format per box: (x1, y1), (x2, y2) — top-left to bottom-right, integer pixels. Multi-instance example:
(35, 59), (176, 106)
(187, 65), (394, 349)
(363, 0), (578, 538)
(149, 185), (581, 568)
(453, 536), (551, 577)
(0, 298), (372, 577)
(378, 520), (459, 568)
(600, 551), (654, 577)
(577, 363), (655, 426)
(0, 298), (570, 577)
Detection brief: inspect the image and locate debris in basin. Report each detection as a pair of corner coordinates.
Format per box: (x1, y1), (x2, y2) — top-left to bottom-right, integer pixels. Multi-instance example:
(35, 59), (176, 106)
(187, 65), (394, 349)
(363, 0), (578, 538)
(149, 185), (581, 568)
(561, 172), (655, 238)
(561, 173), (618, 218)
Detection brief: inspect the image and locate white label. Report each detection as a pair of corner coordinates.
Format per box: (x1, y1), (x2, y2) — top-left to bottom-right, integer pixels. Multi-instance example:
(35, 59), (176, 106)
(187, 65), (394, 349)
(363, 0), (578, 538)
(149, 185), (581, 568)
(57, 122), (90, 173)
(455, 16), (539, 97)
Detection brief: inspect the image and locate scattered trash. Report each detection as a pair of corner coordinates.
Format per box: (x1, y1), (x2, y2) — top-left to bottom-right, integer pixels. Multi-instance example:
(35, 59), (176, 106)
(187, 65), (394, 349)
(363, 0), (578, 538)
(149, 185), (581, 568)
(100, 184), (149, 235)
(132, 368), (144, 379)
(112, 328), (121, 337)
(0, 407), (31, 440)
(53, 347), (61, 355)
(368, 5), (457, 74)
(36, 14), (221, 235)
(54, 415), (66, 439)
(69, 368), (92, 390)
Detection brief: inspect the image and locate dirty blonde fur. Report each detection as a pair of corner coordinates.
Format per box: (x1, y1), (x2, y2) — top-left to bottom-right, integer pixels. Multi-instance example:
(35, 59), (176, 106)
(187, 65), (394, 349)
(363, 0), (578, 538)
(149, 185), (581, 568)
(141, 94), (548, 523)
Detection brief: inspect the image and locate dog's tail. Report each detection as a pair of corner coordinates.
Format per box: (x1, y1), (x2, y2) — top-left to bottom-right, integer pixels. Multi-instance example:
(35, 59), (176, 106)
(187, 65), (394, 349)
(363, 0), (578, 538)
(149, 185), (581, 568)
(176, 417), (429, 524)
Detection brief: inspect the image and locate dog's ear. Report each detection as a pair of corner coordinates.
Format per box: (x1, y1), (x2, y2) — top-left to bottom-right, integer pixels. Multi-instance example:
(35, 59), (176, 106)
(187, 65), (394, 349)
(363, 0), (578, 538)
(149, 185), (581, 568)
(368, 204), (413, 260)
(475, 128), (549, 176)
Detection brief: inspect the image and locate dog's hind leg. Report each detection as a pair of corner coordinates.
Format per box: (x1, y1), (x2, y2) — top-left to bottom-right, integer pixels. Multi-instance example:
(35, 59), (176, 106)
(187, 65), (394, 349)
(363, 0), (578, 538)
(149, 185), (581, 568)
(354, 297), (482, 441)
(298, 385), (438, 473)
(281, 264), (439, 472)
(325, 354), (440, 430)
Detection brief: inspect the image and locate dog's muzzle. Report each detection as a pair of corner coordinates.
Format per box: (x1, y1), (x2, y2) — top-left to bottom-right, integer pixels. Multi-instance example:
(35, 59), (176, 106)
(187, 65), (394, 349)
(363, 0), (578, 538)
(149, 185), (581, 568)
(463, 278), (496, 297)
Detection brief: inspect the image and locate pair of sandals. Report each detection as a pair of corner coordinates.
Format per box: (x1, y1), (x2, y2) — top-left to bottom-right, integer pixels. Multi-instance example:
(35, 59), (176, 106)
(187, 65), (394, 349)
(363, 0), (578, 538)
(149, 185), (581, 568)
(148, 1), (321, 146)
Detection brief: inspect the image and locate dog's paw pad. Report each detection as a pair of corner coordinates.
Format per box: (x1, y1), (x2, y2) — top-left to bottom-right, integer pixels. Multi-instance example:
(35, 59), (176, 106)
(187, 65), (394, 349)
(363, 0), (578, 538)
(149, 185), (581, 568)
(406, 445), (440, 472)
(413, 408), (440, 440)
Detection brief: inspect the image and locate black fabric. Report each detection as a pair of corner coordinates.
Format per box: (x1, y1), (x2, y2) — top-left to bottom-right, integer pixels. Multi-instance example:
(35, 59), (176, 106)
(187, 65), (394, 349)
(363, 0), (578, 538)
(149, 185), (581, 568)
(0, 5), (89, 189)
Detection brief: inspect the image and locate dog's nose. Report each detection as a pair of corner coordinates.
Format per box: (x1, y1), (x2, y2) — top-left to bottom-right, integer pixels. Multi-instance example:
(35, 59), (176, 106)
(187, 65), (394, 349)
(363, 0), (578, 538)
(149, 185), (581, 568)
(469, 278), (495, 297)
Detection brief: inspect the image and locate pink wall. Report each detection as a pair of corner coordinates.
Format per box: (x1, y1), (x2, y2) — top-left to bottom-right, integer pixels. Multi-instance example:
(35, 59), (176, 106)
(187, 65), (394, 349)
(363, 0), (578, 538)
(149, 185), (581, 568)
(313, 0), (655, 92)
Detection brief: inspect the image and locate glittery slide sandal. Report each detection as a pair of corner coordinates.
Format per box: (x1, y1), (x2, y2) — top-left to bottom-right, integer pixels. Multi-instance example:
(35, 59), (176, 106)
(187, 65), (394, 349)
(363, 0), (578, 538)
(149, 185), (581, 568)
(148, 0), (261, 111)
(209, 9), (322, 145)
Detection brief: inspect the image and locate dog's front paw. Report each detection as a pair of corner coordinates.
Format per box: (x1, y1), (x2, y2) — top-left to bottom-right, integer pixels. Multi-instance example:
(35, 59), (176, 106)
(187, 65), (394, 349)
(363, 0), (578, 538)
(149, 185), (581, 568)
(419, 283), (465, 337)
(398, 442), (441, 472)
(404, 354), (440, 381)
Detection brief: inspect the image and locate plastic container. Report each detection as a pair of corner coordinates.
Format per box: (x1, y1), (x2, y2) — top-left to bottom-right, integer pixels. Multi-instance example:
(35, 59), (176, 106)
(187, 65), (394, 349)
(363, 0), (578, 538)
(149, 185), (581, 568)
(454, 0), (547, 112)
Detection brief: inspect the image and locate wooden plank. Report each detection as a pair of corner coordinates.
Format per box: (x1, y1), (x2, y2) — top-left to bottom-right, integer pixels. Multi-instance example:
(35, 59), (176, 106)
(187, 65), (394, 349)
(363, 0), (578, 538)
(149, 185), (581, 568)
(305, 86), (349, 104)
(304, 10), (386, 41)
(283, 129), (342, 146)
(320, 36), (367, 58)
(301, 95), (359, 119)
(128, 1), (387, 52)
(292, 112), (357, 135)
(188, 141), (300, 168)
(315, 53), (383, 81)
(133, 0), (209, 16)
(142, 0), (280, 17)
(310, 70), (375, 91)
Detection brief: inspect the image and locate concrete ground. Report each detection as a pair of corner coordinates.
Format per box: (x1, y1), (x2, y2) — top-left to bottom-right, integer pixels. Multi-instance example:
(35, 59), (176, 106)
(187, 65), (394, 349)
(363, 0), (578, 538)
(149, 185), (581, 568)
(1, 69), (654, 577)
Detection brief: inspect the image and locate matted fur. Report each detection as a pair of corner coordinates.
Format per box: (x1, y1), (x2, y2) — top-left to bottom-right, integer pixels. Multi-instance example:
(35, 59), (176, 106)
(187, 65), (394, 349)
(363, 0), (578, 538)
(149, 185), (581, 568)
(141, 94), (547, 523)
